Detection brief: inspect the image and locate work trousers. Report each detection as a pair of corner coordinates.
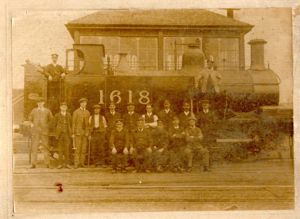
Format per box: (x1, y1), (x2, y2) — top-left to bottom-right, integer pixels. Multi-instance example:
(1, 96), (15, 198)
(152, 149), (168, 168)
(90, 131), (106, 165)
(184, 144), (209, 168)
(57, 133), (71, 165)
(111, 152), (128, 170)
(31, 133), (50, 166)
(168, 147), (185, 169)
(74, 135), (87, 167)
(130, 148), (152, 171)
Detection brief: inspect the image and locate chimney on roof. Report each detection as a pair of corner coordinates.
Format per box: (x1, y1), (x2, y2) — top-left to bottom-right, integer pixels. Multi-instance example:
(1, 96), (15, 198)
(248, 39), (267, 71)
(227, 9), (234, 18)
(226, 8), (240, 18)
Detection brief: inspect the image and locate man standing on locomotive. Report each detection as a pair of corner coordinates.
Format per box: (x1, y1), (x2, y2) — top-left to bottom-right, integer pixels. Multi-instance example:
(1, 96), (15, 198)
(184, 115), (210, 172)
(28, 97), (53, 168)
(43, 54), (66, 113)
(53, 102), (72, 169)
(89, 104), (107, 167)
(109, 119), (129, 173)
(152, 120), (169, 172)
(130, 117), (153, 173)
(158, 99), (175, 130)
(72, 98), (90, 168)
(195, 56), (221, 96)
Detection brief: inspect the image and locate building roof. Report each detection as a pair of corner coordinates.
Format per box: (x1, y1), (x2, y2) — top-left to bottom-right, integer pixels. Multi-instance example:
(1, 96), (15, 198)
(66, 9), (253, 38)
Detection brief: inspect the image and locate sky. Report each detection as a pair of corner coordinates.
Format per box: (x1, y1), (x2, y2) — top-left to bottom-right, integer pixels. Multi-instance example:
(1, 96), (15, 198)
(11, 8), (293, 104)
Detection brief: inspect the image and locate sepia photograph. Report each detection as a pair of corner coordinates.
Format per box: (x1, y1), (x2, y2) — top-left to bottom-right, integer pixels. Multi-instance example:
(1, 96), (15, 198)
(8, 5), (297, 217)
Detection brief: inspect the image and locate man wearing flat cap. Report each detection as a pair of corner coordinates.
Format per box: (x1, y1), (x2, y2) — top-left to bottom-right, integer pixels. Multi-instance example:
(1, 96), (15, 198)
(168, 116), (186, 172)
(130, 117), (153, 173)
(28, 97), (53, 168)
(184, 114), (210, 172)
(72, 98), (90, 168)
(53, 102), (72, 169)
(152, 120), (169, 172)
(44, 54), (66, 113)
(88, 104), (107, 166)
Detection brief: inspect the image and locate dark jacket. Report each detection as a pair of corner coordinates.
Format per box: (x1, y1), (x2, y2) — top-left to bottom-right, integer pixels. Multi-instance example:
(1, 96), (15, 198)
(131, 128), (152, 150)
(53, 112), (72, 138)
(168, 126), (186, 149)
(105, 111), (121, 130)
(122, 112), (140, 132)
(44, 63), (65, 81)
(178, 111), (192, 128)
(157, 109), (175, 129)
(151, 128), (169, 149)
(109, 128), (129, 152)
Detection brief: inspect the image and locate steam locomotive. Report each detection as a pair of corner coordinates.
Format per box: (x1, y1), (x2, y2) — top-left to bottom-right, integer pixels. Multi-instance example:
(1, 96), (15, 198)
(21, 9), (292, 160)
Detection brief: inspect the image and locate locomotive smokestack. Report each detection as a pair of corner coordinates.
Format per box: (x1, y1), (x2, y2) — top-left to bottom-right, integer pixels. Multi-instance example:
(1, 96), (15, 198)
(248, 39), (267, 71)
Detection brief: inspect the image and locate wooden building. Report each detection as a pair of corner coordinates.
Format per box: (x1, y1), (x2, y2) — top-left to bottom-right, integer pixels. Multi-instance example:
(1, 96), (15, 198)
(66, 9), (253, 72)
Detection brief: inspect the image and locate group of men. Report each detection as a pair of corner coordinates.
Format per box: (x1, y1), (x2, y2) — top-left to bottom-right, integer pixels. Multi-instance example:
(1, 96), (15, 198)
(28, 96), (217, 173)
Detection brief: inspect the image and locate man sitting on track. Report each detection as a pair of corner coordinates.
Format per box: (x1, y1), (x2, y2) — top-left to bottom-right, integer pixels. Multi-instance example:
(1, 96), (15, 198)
(130, 117), (153, 173)
(152, 120), (169, 172)
(168, 116), (186, 172)
(184, 115), (210, 172)
(109, 119), (129, 173)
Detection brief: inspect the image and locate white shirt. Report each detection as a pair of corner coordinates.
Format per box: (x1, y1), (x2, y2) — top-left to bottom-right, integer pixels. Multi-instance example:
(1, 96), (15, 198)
(184, 111), (190, 116)
(94, 114), (100, 128)
(142, 113), (158, 128)
(164, 109), (170, 114)
(110, 111), (115, 115)
(203, 109), (209, 114)
(88, 114), (108, 128)
(38, 107), (45, 111)
(60, 111), (66, 116)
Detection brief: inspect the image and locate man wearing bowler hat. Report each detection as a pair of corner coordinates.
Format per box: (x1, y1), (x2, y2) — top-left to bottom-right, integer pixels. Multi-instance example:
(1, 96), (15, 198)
(53, 102), (72, 169)
(72, 98), (90, 168)
(184, 115), (210, 172)
(89, 104), (107, 166)
(28, 97), (53, 168)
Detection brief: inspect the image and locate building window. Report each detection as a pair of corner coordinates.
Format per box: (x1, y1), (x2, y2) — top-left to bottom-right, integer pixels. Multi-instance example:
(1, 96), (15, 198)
(163, 37), (202, 70)
(80, 36), (158, 71)
(203, 38), (239, 71)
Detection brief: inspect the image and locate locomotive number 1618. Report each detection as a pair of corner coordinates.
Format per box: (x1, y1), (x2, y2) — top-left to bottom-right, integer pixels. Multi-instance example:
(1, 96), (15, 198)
(99, 90), (151, 105)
